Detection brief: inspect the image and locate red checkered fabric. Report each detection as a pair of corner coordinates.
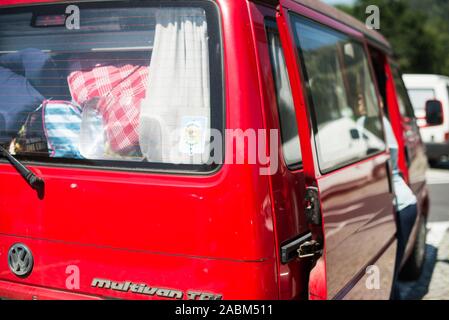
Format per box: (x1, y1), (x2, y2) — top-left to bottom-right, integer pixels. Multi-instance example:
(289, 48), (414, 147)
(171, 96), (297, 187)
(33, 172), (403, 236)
(68, 64), (149, 154)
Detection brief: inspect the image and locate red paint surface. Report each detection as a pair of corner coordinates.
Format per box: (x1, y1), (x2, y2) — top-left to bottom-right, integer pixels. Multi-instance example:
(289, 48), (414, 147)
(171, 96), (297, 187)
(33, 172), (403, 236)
(0, 0), (278, 300)
(0, 0), (428, 300)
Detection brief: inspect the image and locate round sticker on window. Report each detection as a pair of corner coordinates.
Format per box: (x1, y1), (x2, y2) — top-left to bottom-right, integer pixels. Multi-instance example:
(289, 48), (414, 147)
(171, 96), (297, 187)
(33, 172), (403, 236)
(179, 116), (207, 155)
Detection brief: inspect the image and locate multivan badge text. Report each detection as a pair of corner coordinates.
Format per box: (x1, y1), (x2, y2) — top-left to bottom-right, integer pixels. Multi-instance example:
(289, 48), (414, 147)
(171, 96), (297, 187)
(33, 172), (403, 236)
(91, 278), (223, 300)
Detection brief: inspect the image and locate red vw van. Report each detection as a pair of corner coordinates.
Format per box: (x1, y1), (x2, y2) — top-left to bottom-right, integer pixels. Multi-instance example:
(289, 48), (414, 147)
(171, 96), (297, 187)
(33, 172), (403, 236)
(0, 0), (428, 300)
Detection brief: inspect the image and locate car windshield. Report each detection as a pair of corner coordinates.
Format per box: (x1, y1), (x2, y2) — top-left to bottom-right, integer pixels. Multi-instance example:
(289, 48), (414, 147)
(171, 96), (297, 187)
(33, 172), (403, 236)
(0, 1), (222, 172)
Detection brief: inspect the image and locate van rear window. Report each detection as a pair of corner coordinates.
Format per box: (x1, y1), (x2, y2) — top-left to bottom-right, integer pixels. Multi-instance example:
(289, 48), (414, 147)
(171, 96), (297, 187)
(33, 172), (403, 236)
(0, 1), (223, 173)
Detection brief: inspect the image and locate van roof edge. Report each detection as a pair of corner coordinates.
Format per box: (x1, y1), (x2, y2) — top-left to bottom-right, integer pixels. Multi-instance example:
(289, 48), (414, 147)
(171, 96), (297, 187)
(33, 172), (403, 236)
(253, 0), (392, 53)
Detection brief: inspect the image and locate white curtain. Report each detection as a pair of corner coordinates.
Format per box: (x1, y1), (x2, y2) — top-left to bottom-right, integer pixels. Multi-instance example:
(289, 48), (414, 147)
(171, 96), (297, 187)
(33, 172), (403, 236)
(139, 8), (210, 164)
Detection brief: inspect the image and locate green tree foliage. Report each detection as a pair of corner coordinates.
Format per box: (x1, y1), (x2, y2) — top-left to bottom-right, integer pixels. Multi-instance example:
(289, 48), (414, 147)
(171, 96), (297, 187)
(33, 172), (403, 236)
(336, 0), (449, 76)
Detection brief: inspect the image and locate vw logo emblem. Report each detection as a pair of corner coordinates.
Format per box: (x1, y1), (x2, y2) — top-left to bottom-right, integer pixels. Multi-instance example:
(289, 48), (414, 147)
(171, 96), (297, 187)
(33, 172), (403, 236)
(8, 243), (34, 277)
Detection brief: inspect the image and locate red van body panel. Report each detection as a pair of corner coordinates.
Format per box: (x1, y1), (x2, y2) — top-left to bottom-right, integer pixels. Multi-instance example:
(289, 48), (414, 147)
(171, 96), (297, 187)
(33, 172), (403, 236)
(248, 2), (311, 300)
(0, 0), (280, 300)
(0, 0), (427, 300)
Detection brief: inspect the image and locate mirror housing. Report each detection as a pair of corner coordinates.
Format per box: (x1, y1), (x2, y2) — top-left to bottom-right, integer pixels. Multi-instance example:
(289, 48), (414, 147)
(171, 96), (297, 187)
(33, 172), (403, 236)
(425, 100), (444, 126)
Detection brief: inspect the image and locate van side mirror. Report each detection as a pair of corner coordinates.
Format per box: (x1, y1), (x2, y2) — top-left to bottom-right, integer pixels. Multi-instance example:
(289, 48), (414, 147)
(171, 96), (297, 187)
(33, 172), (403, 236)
(425, 100), (444, 126)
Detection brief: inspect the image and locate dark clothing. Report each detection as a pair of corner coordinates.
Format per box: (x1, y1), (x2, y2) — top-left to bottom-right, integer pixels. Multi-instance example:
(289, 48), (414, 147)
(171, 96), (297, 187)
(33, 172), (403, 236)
(0, 49), (63, 143)
(391, 203), (418, 300)
(0, 48), (64, 99)
(396, 203), (419, 266)
(0, 66), (43, 143)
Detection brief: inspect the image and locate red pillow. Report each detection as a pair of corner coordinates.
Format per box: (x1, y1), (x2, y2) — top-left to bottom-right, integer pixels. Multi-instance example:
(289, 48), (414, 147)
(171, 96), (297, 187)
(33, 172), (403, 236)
(68, 64), (149, 154)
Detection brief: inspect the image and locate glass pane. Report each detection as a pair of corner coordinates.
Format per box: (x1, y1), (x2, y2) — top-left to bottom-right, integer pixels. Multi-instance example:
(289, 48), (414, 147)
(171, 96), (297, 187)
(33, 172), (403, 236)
(292, 16), (385, 172)
(267, 30), (302, 167)
(391, 68), (415, 118)
(0, 3), (221, 171)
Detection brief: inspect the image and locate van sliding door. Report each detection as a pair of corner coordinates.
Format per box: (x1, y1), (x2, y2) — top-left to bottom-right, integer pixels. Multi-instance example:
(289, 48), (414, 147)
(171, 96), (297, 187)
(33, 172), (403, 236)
(276, 1), (397, 300)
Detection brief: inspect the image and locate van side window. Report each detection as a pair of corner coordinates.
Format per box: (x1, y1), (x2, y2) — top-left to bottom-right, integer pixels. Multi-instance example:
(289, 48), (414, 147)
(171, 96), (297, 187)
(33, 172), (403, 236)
(291, 16), (385, 172)
(267, 29), (302, 168)
(391, 67), (416, 118)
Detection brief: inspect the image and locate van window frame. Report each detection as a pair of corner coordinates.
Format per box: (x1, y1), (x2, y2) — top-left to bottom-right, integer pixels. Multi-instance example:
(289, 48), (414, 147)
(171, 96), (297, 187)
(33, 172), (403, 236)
(0, 0), (225, 176)
(288, 12), (386, 175)
(390, 63), (416, 119)
(265, 18), (303, 171)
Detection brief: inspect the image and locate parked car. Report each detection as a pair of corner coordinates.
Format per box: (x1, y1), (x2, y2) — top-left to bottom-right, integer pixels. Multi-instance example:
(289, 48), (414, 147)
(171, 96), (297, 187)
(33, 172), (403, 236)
(0, 0), (429, 300)
(403, 74), (449, 165)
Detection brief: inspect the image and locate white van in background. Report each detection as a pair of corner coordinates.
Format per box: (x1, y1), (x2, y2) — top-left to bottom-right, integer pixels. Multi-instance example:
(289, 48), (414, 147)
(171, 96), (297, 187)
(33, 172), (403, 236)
(403, 74), (449, 164)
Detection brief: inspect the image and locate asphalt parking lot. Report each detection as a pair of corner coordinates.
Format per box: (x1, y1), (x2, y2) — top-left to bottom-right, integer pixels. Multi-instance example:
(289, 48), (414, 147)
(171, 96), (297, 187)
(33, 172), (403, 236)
(398, 162), (449, 300)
